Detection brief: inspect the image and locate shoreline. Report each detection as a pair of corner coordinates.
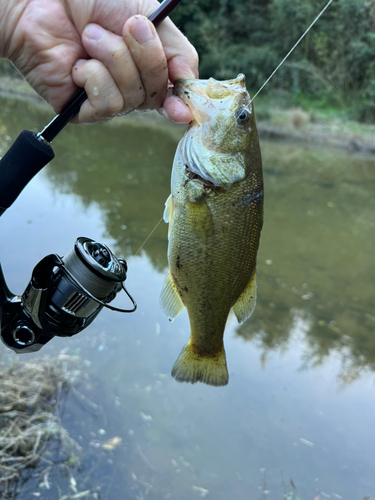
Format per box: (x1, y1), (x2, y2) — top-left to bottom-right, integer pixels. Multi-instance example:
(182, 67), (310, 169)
(1, 76), (374, 156)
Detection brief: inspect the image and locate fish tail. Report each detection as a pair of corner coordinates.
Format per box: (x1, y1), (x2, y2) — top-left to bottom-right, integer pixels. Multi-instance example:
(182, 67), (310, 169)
(171, 340), (229, 387)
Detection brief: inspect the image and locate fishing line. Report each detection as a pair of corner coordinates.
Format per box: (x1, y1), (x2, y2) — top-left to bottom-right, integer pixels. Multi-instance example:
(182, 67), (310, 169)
(251, 0), (334, 101)
(128, 1), (335, 261)
(220, 0), (335, 140)
(129, 217), (164, 263)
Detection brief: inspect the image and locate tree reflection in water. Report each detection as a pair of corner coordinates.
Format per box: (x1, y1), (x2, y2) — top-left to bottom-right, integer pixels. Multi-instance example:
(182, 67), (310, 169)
(1, 96), (375, 387)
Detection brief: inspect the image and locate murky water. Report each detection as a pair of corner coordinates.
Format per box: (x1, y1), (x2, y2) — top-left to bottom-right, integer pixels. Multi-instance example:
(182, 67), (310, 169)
(0, 96), (375, 499)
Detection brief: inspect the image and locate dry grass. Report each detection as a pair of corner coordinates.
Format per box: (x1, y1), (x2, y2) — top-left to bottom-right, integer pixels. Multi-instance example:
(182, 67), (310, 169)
(0, 357), (83, 498)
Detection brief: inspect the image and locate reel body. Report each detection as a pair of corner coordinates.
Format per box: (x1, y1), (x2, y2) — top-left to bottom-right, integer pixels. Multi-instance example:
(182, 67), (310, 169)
(0, 237), (136, 353)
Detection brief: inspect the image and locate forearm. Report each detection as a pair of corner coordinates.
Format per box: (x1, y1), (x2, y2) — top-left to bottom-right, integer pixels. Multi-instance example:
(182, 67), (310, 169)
(0, 0), (30, 58)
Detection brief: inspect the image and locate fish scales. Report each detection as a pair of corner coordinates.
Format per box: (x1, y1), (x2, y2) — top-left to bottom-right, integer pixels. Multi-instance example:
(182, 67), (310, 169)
(160, 75), (263, 386)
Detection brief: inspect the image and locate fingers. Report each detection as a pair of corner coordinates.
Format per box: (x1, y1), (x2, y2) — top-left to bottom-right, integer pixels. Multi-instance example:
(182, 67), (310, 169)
(83, 23), (147, 112)
(71, 15), (199, 124)
(122, 16), (169, 110)
(72, 17), (169, 124)
(71, 58), (125, 124)
(155, 17), (199, 82)
(124, 15), (198, 122)
(163, 95), (193, 123)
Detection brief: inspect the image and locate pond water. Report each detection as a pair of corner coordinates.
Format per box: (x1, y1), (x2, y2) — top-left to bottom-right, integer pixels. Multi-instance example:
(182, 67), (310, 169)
(0, 96), (375, 500)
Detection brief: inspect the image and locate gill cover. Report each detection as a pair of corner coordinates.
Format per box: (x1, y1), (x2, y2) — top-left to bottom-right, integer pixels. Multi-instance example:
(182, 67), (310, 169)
(176, 74), (254, 190)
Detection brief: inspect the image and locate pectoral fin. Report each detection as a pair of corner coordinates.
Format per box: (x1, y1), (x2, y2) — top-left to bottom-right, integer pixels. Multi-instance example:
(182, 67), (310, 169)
(159, 271), (185, 321)
(233, 271), (257, 324)
(163, 194), (175, 239)
(163, 194), (174, 223)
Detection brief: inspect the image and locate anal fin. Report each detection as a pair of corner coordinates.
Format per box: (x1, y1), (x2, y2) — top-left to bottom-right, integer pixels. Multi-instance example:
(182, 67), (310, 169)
(233, 271), (257, 324)
(159, 271), (184, 321)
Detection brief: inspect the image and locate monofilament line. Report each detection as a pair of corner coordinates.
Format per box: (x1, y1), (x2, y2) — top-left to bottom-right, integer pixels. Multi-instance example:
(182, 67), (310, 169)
(251, 0), (334, 101)
(127, 2), (335, 264)
(129, 217), (164, 263)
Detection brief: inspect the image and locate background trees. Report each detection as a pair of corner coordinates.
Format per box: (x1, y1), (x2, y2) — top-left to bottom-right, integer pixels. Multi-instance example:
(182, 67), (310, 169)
(172, 0), (375, 122)
(0, 0), (373, 122)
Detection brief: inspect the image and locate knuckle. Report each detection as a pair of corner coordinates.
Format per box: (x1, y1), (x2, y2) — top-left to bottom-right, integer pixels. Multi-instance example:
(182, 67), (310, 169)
(126, 87), (146, 111)
(104, 44), (125, 67)
(81, 59), (103, 81)
(147, 58), (167, 80)
(108, 93), (125, 115)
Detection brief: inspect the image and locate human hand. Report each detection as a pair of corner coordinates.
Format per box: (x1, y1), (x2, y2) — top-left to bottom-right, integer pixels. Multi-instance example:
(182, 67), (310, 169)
(1, 0), (198, 124)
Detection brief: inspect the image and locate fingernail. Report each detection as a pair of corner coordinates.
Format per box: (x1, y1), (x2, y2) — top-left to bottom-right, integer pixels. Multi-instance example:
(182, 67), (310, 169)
(129, 16), (155, 45)
(85, 24), (108, 41)
(73, 59), (85, 68)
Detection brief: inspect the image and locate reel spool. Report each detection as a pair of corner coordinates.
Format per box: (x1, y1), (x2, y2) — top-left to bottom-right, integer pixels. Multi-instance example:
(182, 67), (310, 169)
(0, 237), (136, 353)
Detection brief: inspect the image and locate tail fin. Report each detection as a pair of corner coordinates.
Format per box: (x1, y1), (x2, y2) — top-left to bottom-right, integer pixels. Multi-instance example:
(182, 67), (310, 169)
(171, 340), (229, 387)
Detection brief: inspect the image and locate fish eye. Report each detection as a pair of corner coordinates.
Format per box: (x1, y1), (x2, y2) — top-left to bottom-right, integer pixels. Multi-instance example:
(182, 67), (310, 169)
(236, 108), (250, 124)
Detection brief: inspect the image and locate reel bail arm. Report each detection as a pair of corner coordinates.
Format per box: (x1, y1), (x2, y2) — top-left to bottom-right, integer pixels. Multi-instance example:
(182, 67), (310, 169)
(0, 237), (137, 353)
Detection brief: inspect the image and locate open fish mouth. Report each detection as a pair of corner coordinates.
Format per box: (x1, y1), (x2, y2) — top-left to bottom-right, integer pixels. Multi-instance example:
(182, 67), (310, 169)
(184, 164), (216, 187)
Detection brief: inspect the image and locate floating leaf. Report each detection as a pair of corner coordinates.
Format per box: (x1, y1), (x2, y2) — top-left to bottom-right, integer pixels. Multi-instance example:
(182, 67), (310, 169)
(102, 437), (122, 450)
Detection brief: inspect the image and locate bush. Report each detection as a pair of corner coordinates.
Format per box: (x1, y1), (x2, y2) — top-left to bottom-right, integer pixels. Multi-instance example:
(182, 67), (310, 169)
(171, 0), (375, 122)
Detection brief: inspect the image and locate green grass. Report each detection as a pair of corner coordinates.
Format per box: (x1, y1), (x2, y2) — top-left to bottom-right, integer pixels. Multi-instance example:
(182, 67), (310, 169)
(251, 88), (375, 146)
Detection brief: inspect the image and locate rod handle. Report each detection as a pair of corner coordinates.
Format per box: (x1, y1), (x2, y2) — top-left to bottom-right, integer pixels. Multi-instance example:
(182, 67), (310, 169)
(0, 130), (54, 215)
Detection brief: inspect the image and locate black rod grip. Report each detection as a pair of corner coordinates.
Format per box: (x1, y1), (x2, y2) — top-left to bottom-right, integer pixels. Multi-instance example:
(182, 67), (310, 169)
(0, 130), (54, 213)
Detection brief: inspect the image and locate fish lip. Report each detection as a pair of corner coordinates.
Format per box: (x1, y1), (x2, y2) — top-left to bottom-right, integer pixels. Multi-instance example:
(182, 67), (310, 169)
(173, 80), (188, 101)
(174, 80), (207, 108)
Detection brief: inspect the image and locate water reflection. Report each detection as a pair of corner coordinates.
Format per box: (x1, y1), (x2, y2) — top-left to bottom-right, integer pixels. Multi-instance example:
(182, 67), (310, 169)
(238, 142), (375, 385)
(1, 96), (375, 383)
(41, 110), (375, 386)
(0, 96), (184, 269)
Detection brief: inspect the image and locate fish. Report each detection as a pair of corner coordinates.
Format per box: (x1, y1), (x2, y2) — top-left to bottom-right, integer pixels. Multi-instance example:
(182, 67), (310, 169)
(159, 74), (263, 386)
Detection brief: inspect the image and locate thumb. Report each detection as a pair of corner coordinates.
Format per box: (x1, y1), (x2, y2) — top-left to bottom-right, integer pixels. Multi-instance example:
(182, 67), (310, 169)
(153, 18), (199, 83)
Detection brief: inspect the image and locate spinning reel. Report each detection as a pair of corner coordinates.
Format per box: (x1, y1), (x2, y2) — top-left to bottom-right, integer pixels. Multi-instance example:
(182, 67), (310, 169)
(0, 0), (181, 353)
(0, 237), (136, 353)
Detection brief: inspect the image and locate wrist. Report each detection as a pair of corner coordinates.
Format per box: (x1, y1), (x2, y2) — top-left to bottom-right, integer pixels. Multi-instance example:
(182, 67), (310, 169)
(0, 0), (30, 59)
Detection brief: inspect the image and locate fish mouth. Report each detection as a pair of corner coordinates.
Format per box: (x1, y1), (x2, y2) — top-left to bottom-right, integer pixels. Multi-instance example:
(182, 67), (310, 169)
(173, 80), (210, 125)
(173, 80), (191, 101)
(184, 164), (216, 187)
(174, 76), (247, 108)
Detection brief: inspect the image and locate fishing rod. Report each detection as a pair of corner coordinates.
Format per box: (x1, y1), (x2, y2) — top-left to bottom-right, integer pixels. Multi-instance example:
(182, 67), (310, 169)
(0, 0), (182, 354)
(0, 0), (182, 216)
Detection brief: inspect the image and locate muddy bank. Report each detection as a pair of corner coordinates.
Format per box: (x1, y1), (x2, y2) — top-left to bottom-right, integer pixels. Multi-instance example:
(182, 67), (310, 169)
(257, 122), (375, 156)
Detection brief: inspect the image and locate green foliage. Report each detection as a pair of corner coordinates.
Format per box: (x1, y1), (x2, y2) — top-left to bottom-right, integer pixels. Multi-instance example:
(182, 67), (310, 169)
(0, 59), (19, 77)
(171, 0), (375, 122)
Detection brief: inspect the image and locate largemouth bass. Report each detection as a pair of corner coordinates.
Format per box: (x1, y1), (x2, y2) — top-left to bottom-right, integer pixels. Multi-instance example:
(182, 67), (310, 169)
(160, 74), (263, 386)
